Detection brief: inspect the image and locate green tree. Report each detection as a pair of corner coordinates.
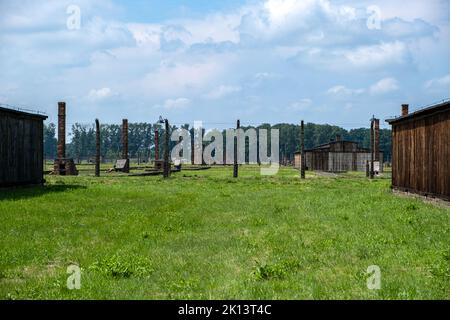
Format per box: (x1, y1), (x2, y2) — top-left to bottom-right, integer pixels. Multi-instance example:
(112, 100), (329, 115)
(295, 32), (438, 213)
(43, 123), (57, 159)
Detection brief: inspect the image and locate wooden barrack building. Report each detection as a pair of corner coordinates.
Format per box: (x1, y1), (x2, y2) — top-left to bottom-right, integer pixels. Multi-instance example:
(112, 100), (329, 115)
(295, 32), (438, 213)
(0, 106), (48, 187)
(294, 135), (383, 172)
(386, 101), (450, 200)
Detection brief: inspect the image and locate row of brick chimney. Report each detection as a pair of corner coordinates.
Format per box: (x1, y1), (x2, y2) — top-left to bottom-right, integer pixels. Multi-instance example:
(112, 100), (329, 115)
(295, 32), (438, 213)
(54, 102), (150, 175)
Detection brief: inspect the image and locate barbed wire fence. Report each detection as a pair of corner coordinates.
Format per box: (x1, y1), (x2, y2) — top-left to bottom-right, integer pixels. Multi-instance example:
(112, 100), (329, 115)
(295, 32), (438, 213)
(9, 99), (442, 170)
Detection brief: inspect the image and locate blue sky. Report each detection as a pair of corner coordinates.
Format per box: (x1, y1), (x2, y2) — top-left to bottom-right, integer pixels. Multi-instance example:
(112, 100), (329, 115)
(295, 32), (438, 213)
(1, 0), (449, 129)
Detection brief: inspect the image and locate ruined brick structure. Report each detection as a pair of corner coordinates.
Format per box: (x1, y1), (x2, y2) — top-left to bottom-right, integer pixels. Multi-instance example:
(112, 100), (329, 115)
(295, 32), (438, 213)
(53, 102), (78, 176)
(120, 119), (130, 173)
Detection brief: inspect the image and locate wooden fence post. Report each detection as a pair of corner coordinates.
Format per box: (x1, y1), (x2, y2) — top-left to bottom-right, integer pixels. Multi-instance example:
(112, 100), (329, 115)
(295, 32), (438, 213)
(300, 120), (305, 179)
(95, 119), (100, 177)
(191, 130), (195, 165)
(163, 119), (170, 178)
(370, 117), (374, 179)
(154, 128), (159, 161)
(366, 161), (370, 177)
(122, 119), (129, 173)
(233, 120), (240, 178)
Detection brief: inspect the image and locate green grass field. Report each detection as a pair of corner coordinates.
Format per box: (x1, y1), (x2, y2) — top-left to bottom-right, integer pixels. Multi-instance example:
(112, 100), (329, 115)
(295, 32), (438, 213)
(0, 166), (449, 300)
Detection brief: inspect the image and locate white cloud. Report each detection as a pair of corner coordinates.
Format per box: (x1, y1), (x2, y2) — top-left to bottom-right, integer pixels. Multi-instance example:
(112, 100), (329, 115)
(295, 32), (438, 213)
(0, 0), (448, 125)
(163, 98), (191, 110)
(179, 13), (241, 44)
(127, 12), (241, 50)
(327, 85), (364, 96)
(344, 41), (407, 67)
(339, 6), (357, 20)
(254, 72), (274, 80)
(239, 0), (332, 42)
(328, 78), (399, 97)
(204, 85), (241, 99)
(288, 98), (312, 111)
(248, 72), (281, 88)
(88, 87), (114, 100)
(264, 0), (316, 25)
(0, 0), (121, 34)
(425, 74), (450, 89)
(369, 77), (399, 95)
(362, 0), (450, 25)
(1, 15), (134, 70)
(382, 18), (437, 38)
(138, 57), (234, 97)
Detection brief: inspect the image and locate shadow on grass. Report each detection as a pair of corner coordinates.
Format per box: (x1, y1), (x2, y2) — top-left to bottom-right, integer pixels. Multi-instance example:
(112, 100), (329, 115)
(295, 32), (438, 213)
(0, 184), (86, 201)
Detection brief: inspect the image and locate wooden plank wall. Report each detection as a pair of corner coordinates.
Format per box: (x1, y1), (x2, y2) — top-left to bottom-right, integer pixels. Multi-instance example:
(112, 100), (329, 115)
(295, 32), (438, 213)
(392, 109), (450, 199)
(310, 151), (329, 171)
(296, 152), (383, 172)
(0, 110), (45, 187)
(306, 151), (383, 172)
(328, 152), (352, 172)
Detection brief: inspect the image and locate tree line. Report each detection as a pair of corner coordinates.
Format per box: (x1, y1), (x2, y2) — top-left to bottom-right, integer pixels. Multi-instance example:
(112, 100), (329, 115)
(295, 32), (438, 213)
(43, 122), (392, 163)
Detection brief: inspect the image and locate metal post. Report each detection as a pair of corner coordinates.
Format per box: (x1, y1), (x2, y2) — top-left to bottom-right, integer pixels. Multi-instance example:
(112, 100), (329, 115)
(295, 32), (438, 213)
(163, 119), (170, 178)
(95, 119), (100, 177)
(233, 120), (240, 178)
(300, 120), (305, 179)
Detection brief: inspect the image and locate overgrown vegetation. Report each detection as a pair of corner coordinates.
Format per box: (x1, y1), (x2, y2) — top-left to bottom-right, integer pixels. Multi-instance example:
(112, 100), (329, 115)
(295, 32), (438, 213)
(89, 254), (154, 279)
(0, 167), (448, 299)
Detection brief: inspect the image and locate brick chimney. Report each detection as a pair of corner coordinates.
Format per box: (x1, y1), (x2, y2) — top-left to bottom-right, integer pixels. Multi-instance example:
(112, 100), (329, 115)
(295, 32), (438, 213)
(57, 102), (66, 159)
(53, 102), (78, 176)
(122, 119), (128, 160)
(335, 134), (341, 142)
(374, 118), (380, 161)
(402, 104), (409, 116)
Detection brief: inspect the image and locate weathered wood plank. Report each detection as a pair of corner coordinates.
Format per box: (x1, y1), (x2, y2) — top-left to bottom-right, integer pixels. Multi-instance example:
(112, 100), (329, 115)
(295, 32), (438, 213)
(0, 108), (47, 187)
(390, 103), (450, 199)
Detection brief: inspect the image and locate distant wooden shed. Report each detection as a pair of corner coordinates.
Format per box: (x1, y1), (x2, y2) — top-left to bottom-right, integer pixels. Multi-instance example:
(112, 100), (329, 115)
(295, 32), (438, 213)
(294, 135), (383, 172)
(0, 106), (48, 187)
(386, 101), (450, 200)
